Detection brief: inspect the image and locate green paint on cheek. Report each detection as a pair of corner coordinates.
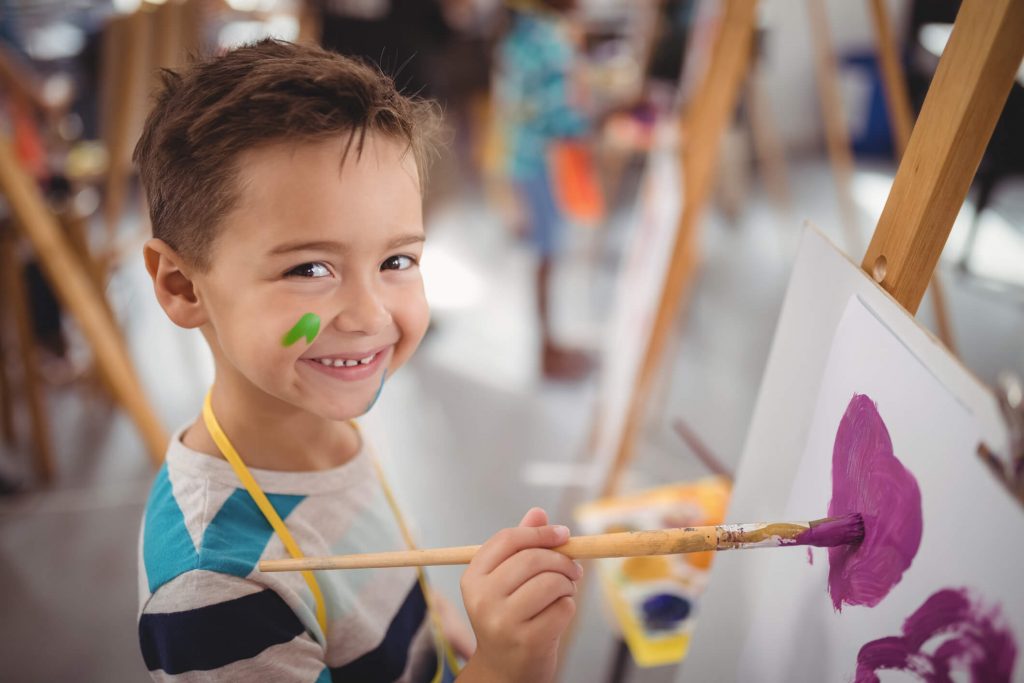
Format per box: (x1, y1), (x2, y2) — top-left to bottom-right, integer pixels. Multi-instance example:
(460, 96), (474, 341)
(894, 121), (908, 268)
(281, 313), (321, 347)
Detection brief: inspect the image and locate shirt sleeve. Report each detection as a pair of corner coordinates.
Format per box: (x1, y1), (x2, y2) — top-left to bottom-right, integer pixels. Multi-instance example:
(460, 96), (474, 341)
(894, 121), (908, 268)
(139, 570), (328, 682)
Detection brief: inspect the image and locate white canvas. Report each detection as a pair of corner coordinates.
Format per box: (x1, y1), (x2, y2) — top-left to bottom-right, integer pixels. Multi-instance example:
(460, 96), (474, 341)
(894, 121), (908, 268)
(733, 296), (1024, 681)
(681, 226), (1020, 682)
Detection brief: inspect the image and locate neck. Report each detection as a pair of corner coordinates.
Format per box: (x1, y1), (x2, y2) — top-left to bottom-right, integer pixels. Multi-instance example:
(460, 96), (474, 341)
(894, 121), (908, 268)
(182, 369), (361, 472)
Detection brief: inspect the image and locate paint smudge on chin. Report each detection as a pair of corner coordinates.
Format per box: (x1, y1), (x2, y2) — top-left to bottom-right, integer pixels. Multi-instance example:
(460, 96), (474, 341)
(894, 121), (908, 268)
(827, 394), (922, 611)
(854, 587), (1018, 683)
(364, 369), (387, 413)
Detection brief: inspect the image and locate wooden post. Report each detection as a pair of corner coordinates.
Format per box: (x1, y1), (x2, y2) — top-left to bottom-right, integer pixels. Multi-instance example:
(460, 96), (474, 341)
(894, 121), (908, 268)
(0, 227), (55, 481)
(152, 0), (187, 75)
(807, 0), (863, 256)
(0, 307), (13, 445)
(0, 135), (168, 464)
(866, 0), (958, 353)
(746, 63), (792, 209)
(600, 0), (759, 497)
(101, 9), (150, 251)
(863, 0), (1024, 312)
(867, 0), (914, 156)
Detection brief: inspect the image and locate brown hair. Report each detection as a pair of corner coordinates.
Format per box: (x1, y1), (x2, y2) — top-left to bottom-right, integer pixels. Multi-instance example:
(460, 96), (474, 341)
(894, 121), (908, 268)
(134, 39), (442, 270)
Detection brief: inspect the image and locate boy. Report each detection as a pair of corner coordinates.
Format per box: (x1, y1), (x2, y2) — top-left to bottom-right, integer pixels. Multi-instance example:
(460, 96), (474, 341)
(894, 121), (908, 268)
(137, 40), (581, 682)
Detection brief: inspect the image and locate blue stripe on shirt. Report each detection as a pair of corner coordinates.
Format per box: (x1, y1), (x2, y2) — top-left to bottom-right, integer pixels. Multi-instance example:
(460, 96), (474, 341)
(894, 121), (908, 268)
(199, 488), (305, 578)
(328, 581), (428, 682)
(139, 588), (305, 674)
(142, 466), (306, 593)
(143, 465), (200, 593)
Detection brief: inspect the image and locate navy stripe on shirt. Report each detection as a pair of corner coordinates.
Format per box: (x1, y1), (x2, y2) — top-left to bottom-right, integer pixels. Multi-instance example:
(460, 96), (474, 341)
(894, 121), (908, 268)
(329, 582), (428, 682)
(139, 589), (305, 674)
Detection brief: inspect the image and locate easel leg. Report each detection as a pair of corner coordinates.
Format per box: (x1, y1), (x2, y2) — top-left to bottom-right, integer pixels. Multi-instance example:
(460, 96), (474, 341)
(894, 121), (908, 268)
(0, 226), (55, 482)
(866, 0), (958, 354)
(863, 0), (1024, 311)
(807, 0), (862, 257)
(606, 638), (631, 683)
(0, 135), (168, 465)
(602, 0), (759, 498)
(101, 9), (149, 258)
(59, 207), (126, 403)
(746, 63), (791, 210)
(0, 263), (16, 446)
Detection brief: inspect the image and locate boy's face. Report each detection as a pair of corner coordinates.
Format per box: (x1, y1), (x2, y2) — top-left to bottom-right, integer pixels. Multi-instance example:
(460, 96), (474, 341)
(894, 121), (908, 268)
(187, 133), (429, 421)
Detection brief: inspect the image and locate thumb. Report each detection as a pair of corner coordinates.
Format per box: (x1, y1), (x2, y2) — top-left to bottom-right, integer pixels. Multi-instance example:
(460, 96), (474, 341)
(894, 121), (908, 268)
(518, 506), (549, 528)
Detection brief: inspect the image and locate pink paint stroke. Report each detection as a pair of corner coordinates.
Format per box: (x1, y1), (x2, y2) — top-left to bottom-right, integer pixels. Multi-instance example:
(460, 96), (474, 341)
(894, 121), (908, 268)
(827, 394), (922, 611)
(855, 587), (1018, 683)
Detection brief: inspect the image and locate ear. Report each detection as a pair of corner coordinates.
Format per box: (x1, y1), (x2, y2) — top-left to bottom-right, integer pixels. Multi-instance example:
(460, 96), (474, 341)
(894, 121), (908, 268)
(144, 238), (207, 329)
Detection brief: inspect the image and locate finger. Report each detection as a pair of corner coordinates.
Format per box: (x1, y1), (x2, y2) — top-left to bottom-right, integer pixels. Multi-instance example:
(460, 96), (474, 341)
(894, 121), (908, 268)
(505, 571), (577, 622)
(488, 547), (583, 597)
(469, 525), (571, 576)
(525, 594), (577, 639)
(518, 507), (549, 528)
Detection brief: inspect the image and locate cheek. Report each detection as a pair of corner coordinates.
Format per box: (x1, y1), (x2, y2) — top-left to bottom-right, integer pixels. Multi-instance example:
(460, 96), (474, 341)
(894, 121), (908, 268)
(391, 287), (430, 364)
(210, 296), (300, 370)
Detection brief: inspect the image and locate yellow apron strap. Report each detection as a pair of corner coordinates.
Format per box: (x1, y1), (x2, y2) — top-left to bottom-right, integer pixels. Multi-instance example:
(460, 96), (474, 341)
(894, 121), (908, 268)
(201, 392), (329, 637)
(364, 435), (462, 679)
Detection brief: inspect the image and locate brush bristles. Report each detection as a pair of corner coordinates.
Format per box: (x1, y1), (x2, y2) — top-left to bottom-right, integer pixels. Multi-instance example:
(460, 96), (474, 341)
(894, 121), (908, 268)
(798, 513), (865, 548)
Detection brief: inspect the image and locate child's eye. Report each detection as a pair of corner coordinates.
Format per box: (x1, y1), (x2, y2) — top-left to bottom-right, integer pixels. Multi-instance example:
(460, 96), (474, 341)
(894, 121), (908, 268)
(381, 255), (416, 271)
(286, 262), (331, 278)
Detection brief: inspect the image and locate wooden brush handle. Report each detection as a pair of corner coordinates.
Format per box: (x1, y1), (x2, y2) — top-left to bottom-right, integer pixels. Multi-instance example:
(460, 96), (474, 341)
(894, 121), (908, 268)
(259, 527), (721, 572)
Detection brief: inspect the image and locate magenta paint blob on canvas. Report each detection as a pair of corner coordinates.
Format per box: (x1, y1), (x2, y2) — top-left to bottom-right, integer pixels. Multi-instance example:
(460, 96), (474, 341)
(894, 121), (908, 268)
(855, 587), (1018, 682)
(826, 394), (923, 611)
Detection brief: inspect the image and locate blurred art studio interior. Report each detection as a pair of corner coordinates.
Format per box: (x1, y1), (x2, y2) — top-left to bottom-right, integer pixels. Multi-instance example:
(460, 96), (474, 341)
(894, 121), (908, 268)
(1, 0), (1023, 681)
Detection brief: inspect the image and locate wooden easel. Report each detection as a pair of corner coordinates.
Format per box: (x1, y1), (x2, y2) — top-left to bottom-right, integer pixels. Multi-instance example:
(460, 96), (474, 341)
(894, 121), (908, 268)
(863, 0), (1023, 312)
(578, 0), (1023, 676)
(0, 224), (55, 480)
(806, 0), (959, 353)
(0, 135), (169, 466)
(101, 8), (150, 251)
(596, 0), (974, 500)
(101, 0), (198, 262)
(598, 0), (758, 498)
(681, 3), (1024, 677)
(865, 0), (956, 353)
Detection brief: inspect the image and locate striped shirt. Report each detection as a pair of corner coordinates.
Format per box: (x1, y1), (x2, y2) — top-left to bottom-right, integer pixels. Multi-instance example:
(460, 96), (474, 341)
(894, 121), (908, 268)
(137, 428), (454, 682)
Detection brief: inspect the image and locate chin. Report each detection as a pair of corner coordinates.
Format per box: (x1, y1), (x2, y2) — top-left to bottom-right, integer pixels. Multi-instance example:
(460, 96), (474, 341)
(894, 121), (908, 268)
(307, 397), (374, 422)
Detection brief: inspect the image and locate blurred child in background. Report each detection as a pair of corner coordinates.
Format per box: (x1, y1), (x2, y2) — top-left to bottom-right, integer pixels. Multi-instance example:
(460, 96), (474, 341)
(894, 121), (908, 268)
(495, 0), (594, 380)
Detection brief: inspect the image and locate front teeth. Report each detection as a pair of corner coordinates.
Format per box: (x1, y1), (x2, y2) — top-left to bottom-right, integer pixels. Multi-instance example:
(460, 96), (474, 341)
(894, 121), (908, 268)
(317, 353), (376, 368)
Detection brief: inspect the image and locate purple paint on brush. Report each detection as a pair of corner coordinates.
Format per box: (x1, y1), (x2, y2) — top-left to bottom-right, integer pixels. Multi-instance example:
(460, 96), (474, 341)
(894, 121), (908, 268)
(826, 394), (923, 611)
(794, 514), (863, 548)
(854, 587), (1018, 683)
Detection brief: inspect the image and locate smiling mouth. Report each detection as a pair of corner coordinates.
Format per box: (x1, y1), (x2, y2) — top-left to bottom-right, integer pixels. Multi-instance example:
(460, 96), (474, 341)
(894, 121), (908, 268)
(301, 345), (393, 374)
(311, 352), (379, 368)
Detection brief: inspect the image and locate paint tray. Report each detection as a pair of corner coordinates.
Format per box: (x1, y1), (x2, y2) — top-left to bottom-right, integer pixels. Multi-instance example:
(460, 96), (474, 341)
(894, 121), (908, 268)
(575, 476), (731, 667)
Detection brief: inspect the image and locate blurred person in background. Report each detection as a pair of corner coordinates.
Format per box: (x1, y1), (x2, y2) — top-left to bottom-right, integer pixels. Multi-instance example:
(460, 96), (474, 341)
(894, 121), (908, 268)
(495, 0), (593, 380)
(313, 0), (456, 100)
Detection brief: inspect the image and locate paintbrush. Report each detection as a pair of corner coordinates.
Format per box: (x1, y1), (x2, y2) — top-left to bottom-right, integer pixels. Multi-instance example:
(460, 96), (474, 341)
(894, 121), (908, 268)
(258, 513), (864, 573)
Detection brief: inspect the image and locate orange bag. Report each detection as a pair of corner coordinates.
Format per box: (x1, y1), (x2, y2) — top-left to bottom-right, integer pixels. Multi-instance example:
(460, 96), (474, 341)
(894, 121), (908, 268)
(550, 140), (605, 226)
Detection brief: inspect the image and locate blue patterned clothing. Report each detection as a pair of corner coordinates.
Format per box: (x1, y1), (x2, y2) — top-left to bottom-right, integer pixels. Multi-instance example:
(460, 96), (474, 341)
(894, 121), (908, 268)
(496, 11), (588, 180)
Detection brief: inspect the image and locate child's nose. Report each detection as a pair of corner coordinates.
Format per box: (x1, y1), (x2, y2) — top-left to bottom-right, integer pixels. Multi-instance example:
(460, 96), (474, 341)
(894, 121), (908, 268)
(332, 280), (390, 335)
